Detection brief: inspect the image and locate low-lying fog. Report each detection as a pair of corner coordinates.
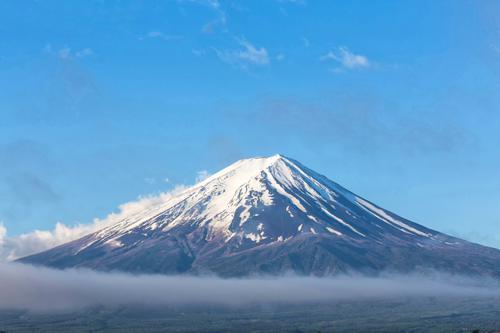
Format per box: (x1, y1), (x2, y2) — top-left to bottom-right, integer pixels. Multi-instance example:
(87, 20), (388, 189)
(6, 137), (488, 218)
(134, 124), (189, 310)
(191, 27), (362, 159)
(1, 263), (499, 312)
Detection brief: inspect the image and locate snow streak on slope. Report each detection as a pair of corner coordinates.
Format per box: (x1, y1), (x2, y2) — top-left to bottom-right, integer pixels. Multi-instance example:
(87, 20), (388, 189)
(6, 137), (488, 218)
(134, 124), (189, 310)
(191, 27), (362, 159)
(355, 197), (431, 237)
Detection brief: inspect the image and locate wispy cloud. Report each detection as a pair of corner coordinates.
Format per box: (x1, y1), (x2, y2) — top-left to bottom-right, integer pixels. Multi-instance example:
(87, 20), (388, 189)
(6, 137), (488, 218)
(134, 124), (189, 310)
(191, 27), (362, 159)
(321, 46), (371, 71)
(140, 31), (183, 41)
(144, 177), (156, 184)
(57, 46), (71, 59)
(277, 0), (307, 4)
(44, 44), (95, 60)
(202, 12), (227, 34)
(301, 36), (310, 48)
(75, 48), (94, 58)
(180, 0), (220, 9)
(179, 0), (226, 34)
(192, 48), (207, 57)
(215, 38), (270, 68)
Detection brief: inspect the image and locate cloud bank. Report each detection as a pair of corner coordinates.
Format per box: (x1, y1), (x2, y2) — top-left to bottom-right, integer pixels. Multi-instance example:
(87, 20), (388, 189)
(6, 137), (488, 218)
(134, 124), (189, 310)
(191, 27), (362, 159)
(0, 263), (498, 312)
(0, 186), (187, 261)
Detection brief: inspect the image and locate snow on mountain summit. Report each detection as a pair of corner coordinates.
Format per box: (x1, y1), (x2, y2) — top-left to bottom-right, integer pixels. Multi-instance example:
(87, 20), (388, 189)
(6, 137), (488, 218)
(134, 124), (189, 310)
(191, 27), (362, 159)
(68, 154), (433, 254)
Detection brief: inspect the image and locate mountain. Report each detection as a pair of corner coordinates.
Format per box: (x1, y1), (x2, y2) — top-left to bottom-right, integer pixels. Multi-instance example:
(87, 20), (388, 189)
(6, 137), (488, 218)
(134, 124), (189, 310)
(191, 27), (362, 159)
(19, 155), (500, 277)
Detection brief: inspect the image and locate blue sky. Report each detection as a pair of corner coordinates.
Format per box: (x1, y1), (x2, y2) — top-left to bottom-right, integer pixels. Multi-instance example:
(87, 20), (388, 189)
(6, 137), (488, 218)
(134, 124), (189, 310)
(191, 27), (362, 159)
(1, 0), (500, 247)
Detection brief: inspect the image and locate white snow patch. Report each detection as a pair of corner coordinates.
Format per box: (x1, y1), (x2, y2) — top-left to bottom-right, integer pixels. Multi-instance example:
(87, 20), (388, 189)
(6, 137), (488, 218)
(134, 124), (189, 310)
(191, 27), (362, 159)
(260, 190), (274, 206)
(244, 232), (267, 243)
(239, 204), (251, 225)
(105, 239), (124, 248)
(326, 227), (342, 236)
(307, 215), (319, 223)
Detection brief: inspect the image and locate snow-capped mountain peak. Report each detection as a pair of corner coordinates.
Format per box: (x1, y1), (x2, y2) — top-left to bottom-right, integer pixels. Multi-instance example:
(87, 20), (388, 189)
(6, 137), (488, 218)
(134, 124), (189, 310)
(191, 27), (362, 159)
(79, 154), (433, 252)
(22, 155), (500, 278)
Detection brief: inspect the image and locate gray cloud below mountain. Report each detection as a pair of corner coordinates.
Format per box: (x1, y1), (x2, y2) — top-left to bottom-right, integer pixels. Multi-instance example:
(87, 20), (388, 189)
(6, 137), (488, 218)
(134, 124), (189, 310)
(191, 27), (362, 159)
(0, 263), (498, 312)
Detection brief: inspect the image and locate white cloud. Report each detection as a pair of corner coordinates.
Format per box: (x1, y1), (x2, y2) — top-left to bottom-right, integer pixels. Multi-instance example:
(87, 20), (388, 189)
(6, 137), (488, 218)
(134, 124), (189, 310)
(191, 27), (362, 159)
(58, 46), (72, 59)
(144, 177), (156, 184)
(0, 224), (6, 248)
(180, 0), (220, 9)
(321, 46), (371, 70)
(142, 31), (183, 41)
(192, 48), (207, 57)
(215, 38), (270, 68)
(0, 168), (217, 262)
(0, 221), (103, 262)
(235, 39), (270, 65)
(0, 160), (219, 261)
(201, 14), (227, 34)
(277, 0), (307, 4)
(44, 44), (94, 60)
(195, 170), (211, 183)
(75, 48), (94, 58)
(0, 185), (187, 262)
